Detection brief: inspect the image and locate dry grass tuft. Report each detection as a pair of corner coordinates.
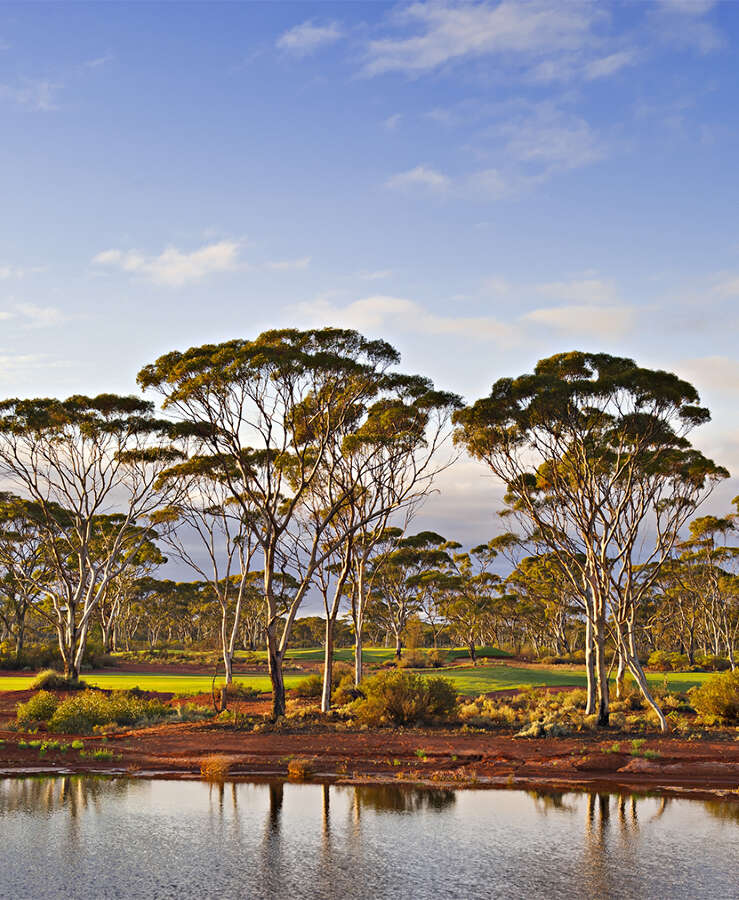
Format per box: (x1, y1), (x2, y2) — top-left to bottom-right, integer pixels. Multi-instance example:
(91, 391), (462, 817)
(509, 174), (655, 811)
(200, 754), (237, 780)
(287, 757), (315, 780)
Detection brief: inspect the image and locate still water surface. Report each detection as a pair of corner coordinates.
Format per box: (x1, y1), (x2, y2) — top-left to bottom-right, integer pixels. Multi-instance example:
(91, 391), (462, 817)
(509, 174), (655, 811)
(0, 777), (736, 899)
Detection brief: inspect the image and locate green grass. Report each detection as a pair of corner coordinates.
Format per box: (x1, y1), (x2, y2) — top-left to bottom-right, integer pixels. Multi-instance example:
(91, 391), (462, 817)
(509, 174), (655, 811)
(419, 664), (712, 696)
(0, 657), (711, 697)
(0, 672), (304, 694)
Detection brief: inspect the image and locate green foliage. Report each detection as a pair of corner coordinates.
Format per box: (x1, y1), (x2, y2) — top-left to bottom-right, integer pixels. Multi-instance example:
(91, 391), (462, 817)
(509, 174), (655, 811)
(16, 690), (60, 727)
(17, 690), (174, 734)
(350, 670), (457, 726)
(648, 650), (690, 672)
(690, 670), (739, 722)
(293, 674), (323, 698)
(30, 670), (87, 691)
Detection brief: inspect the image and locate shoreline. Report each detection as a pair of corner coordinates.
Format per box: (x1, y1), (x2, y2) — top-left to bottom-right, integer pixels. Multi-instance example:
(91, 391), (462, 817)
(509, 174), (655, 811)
(1, 723), (737, 801)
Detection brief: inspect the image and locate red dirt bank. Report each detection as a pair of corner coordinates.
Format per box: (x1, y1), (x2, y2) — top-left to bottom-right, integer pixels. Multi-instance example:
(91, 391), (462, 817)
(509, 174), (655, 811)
(1, 691), (737, 801)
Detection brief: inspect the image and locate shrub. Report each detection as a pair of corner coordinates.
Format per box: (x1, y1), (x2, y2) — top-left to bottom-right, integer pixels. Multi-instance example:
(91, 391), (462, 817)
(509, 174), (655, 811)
(350, 670), (456, 726)
(690, 671), (739, 723)
(332, 673), (361, 706)
(293, 674), (323, 699)
(694, 655), (731, 672)
(200, 755), (235, 780)
(397, 650), (431, 669)
(30, 670), (87, 691)
(287, 757), (315, 780)
(648, 650), (689, 672)
(16, 691), (60, 727)
(515, 720), (571, 738)
(225, 682), (260, 701)
(46, 691), (172, 734)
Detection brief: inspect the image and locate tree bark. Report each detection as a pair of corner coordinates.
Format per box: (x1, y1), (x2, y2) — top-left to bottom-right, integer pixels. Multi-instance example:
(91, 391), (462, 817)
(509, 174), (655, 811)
(321, 618), (334, 714)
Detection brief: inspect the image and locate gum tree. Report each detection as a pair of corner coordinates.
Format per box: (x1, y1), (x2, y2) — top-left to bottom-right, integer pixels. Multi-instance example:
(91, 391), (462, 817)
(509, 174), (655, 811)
(454, 352), (727, 729)
(138, 328), (457, 718)
(0, 395), (182, 676)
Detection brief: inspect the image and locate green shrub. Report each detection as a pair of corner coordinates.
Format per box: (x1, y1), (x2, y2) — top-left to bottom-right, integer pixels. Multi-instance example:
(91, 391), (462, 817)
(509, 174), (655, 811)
(293, 674), (323, 699)
(350, 670), (456, 726)
(332, 673), (361, 706)
(225, 682), (260, 700)
(648, 650), (689, 672)
(694, 655), (731, 672)
(30, 669), (87, 691)
(46, 691), (172, 734)
(16, 691), (60, 727)
(690, 671), (739, 723)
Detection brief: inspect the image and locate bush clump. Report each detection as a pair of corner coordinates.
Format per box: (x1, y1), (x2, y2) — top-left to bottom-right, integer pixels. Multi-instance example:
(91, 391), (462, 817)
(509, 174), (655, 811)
(293, 674), (323, 699)
(350, 670), (457, 726)
(30, 670), (87, 691)
(690, 671), (739, 723)
(16, 690), (61, 728)
(16, 690), (173, 734)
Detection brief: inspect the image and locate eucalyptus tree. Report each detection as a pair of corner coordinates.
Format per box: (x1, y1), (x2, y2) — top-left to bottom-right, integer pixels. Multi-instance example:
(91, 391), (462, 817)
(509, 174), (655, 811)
(506, 553), (581, 656)
(138, 328), (457, 718)
(95, 520), (166, 653)
(454, 352), (727, 729)
(0, 493), (56, 658)
(341, 393), (461, 684)
(155, 460), (259, 683)
(0, 395), (183, 677)
(366, 530), (451, 659)
(438, 540), (502, 664)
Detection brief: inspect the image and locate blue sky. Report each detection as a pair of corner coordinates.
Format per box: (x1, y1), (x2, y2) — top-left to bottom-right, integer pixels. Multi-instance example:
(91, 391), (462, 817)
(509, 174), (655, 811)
(1, 0), (738, 542)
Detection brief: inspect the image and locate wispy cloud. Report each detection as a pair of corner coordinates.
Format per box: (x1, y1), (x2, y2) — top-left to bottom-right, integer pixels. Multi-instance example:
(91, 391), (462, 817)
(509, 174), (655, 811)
(584, 49), (637, 80)
(0, 79), (61, 111)
(84, 53), (114, 69)
(523, 303), (635, 338)
(265, 256), (311, 271)
(650, 0), (723, 53)
(92, 240), (244, 286)
(359, 269), (393, 281)
(385, 165), (450, 191)
(294, 295), (514, 343)
(277, 20), (343, 56)
(0, 304), (65, 328)
(364, 1), (604, 78)
(680, 355), (739, 396)
(383, 113), (403, 131)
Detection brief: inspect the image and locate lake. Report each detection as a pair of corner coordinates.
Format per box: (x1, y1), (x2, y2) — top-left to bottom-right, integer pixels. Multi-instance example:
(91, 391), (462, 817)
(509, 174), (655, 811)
(0, 777), (736, 899)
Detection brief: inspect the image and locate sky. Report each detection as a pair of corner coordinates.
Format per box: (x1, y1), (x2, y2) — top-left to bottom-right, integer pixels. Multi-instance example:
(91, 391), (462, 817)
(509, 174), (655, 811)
(1, 0), (738, 547)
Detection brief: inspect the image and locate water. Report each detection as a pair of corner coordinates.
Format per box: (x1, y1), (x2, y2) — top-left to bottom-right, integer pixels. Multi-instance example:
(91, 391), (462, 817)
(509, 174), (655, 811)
(0, 778), (736, 900)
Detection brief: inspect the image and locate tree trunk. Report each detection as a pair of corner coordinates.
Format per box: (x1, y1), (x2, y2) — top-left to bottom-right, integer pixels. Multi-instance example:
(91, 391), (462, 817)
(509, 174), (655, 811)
(354, 620), (364, 686)
(266, 623), (286, 720)
(615, 647), (626, 700)
(625, 620), (667, 732)
(395, 633), (402, 660)
(321, 618), (334, 713)
(594, 616), (609, 727)
(468, 641), (477, 666)
(585, 606), (597, 716)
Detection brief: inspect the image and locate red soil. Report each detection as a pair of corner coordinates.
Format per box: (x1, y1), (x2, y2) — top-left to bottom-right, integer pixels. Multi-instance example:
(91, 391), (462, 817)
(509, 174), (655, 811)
(0, 686), (737, 799)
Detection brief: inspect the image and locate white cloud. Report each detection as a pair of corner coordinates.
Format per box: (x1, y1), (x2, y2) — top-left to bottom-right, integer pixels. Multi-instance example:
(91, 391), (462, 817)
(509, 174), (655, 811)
(91, 240), (243, 286)
(359, 269), (393, 281)
(385, 165), (450, 191)
(15, 304), (64, 327)
(383, 113), (403, 130)
(650, 0), (723, 52)
(585, 50), (637, 80)
(497, 107), (604, 170)
(0, 305), (64, 327)
(679, 356), (739, 396)
(535, 278), (619, 305)
(84, 53), (113, 68)
(0, 79), (60, 111)
(265, 256), (311, 271)
(277, 20), (343, 56)
(523, 303), (635, 338)
(713, 276), (739, 297)
(293, 295), (514, 343)
(364, 1), (602, 77)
